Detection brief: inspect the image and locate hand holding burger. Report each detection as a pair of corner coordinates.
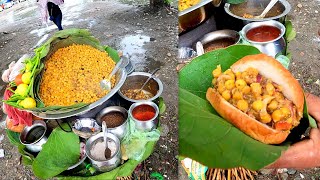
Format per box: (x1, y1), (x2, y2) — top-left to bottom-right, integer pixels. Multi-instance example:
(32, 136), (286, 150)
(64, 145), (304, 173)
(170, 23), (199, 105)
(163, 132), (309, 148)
(267, 93), (320, 169)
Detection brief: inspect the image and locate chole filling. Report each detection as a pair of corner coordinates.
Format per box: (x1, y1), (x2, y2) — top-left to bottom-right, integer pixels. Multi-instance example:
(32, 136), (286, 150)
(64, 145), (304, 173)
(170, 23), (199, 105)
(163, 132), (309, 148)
(212, 65), (300, 131)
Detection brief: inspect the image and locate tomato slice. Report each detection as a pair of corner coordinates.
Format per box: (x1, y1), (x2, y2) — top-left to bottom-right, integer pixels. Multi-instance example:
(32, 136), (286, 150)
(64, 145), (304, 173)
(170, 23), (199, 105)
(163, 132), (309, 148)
(275, 121), (292, 131)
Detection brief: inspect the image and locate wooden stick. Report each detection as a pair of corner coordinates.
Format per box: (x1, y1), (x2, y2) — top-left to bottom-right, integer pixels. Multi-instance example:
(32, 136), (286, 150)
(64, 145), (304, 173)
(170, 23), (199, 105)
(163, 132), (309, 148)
(217, 169), (221, 180)
(247, 169), (254, 180)
(227, 169), (231, 180)
(231, 169), (236, 180)
(236, 169), (240, 180)
(238, 167), (244, 180)
(207, 169), (213, 180)
(213, 168), (218, 179)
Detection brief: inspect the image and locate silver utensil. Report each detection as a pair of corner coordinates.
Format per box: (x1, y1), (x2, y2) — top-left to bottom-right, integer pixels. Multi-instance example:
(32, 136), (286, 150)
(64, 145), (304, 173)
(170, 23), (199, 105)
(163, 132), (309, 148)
(131, 68), (160, 99)
(196, 41), (205, 56)
(100, 57), (129, 91)
(255, 0), (279, 19)
(139, 68), (160, 92)
(102, 121), (111, 159)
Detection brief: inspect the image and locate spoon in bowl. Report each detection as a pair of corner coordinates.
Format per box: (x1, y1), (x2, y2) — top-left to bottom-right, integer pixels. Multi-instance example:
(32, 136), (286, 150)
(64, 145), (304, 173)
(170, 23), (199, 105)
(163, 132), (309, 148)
(131, 68), (160, 99)
(254, 0), (279, 19)
(102, 121), (111, 159)
(100, 56), (129, 91)
(196, 41), (205, 56)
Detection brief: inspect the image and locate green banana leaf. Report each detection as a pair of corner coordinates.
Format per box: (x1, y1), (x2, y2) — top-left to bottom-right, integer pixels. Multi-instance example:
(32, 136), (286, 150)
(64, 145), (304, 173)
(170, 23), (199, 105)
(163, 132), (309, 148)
(32, 125), (80, 179)
(8, 124), (159, 179)
(179, 45), (310, 170)
(57, 141), (157, 180)
(5, 29), (121, 114)
(6, 129), (21, 146)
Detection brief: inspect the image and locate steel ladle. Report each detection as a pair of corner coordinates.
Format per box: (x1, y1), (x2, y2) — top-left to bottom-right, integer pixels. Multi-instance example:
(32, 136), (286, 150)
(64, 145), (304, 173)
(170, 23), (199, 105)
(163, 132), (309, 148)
(100, 56), (129, 91)
(255, 0), (279, 19)
(102, 121), (111, 159)
(131, 68), (160, 99)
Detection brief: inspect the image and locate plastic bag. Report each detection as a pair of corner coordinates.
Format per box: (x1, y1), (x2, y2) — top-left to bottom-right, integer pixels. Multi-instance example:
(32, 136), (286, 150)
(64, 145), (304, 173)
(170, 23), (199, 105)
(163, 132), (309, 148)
(121, 117), (160, 161)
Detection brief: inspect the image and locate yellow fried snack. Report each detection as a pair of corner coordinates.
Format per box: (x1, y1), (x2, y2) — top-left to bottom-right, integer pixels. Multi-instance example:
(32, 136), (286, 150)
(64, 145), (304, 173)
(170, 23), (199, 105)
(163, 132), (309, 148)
(39, 44), (116, 106)
(178, 0), (200, 11)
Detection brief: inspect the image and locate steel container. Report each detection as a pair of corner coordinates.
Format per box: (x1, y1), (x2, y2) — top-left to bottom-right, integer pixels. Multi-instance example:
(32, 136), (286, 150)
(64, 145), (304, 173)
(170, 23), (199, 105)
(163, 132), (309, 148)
(118, 72), (163, 103)
(95, 106), (128, 140)
(128, 101), (159, 132)
(72, 118), (101, 139)
(224, 0), (291, 24)
(85, 133), (121, 172)
(241, 20), (286, 57)
(197, 30), (240, 54)
(178, 0), (213, 33)
(20, 120), (48, 153)
(32, 68), (127, 119)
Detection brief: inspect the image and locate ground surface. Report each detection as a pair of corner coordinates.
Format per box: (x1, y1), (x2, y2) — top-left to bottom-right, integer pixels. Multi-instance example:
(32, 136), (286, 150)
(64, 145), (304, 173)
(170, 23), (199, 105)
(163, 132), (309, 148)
(0, 0), (178, 179)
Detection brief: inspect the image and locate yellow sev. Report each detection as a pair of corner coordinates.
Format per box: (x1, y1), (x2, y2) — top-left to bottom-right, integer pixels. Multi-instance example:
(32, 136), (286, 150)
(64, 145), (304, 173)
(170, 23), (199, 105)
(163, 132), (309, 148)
(178, 0), (200, 11)
(39, 44), (116, 106)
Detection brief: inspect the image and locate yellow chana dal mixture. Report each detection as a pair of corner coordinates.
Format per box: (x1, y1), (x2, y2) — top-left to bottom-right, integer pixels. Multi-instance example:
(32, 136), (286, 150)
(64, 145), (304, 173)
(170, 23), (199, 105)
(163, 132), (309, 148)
(178, 0), (200, 11)
(39, 44), (116, 106)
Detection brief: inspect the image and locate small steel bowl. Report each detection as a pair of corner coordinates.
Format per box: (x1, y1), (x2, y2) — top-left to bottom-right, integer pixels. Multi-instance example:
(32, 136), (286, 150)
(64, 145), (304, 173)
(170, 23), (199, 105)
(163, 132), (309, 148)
(118, 72), (163, 103)
(85, 132), (121, 172)
(241, 20), (286, 57)
(198, 30), (240, 52)
(20, 120), (48, 153)
(95, 106), (128, 140)
(129, 101), (159, 132)
(72, 118), (101, 139)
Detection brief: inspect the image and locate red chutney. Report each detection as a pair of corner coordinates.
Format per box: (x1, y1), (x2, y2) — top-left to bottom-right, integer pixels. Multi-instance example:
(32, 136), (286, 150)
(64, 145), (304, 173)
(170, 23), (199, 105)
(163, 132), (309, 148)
(246, 25), (281, 42)
(132, 105), (156, 121)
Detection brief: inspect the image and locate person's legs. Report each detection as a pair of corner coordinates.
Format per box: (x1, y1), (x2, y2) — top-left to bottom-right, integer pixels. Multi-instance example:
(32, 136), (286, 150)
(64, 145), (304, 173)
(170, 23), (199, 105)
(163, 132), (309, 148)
(50, 14), (63, 30)
(53, 13), (63, 30)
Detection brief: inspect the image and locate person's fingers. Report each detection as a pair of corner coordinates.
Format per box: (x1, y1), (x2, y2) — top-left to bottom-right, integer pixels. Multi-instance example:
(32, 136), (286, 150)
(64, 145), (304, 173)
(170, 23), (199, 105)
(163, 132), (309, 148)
(306, 93), (320, 122)
(309, 124), (320, 141)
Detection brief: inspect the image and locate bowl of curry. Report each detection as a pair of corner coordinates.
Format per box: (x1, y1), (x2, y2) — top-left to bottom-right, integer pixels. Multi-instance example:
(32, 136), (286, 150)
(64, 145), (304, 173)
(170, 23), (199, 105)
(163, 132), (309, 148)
(118, 72), (163, 103)
(224, 0), (291, 23)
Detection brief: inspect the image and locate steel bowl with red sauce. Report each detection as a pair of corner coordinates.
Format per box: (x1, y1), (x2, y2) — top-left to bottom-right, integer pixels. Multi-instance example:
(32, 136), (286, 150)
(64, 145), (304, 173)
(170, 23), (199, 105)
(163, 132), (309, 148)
(241, 20), (286, 57)
(246, 25), (281, 42)
(129, 101), (159, 132)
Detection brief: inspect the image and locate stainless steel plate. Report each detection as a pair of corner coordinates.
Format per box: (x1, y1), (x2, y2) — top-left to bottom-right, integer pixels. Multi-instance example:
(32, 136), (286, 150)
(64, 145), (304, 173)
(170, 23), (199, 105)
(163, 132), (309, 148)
(178, 0), (212, 16)
(32, 69), (127, 119)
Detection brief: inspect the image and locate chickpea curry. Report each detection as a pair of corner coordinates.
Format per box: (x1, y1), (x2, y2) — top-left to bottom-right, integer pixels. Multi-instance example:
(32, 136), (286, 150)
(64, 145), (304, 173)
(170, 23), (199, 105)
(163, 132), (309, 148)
(122, 89), (154, 100)
(39, 44), (116, 106)
(212, 65), (299, 131)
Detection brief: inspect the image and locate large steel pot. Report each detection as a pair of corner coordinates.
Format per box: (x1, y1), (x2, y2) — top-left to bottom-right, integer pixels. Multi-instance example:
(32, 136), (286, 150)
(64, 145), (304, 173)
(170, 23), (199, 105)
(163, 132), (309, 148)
(224, 0), (291, 24)
(179, 0), (220, 33)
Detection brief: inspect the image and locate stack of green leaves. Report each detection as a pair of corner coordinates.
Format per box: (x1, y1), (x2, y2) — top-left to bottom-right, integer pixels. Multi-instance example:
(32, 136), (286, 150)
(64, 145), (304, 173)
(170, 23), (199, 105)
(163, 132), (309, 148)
(6, 125), (158, 179)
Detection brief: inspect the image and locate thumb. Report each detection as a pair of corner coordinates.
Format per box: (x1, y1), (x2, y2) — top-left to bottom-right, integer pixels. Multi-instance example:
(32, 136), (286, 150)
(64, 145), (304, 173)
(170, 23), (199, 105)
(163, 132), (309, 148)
(309, 123), (320, 141)
(306, 93), (320, 122)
